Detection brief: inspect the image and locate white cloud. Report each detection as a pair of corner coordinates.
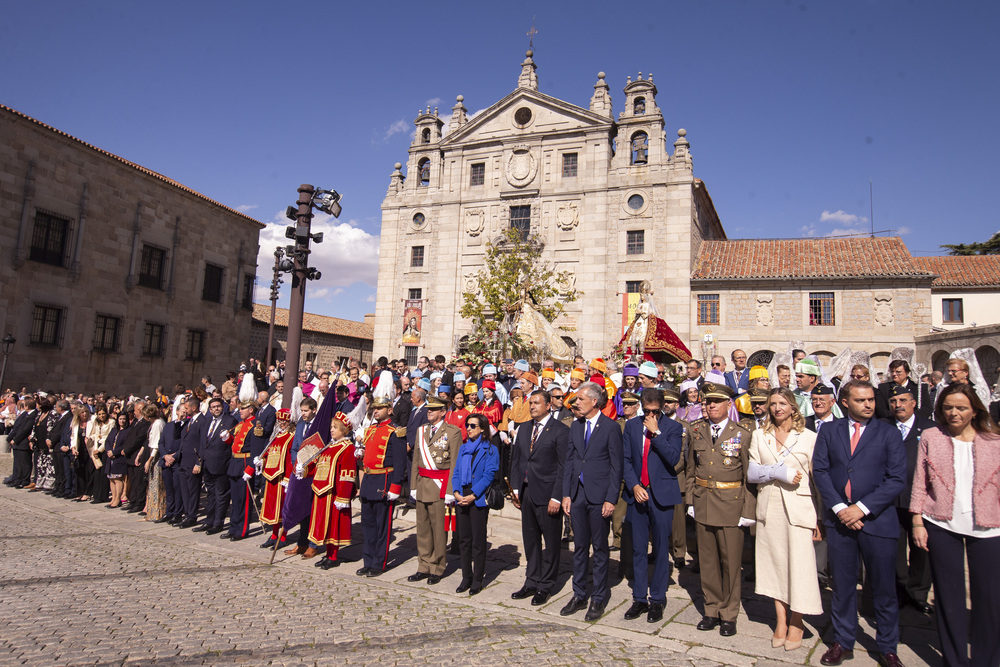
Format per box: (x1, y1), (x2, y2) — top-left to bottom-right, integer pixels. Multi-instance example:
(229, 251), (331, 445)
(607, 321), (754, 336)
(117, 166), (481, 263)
(237, 204), (258, 213)
(820, 209), (868, 225)
(800, 209), (872, 237)
(365, 293), (375, 303)
(381, 119), (408, 142)
(425, 97), (442, 107)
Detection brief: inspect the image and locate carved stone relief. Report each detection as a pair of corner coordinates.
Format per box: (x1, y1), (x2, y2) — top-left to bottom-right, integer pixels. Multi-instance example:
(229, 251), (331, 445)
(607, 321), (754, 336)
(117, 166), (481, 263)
(465, 208), (485, 237)
(874, 293), (893, 326)
(505, 144), (537, 188)
(556, 201), (579, 230)
(756, 294), (774, 327)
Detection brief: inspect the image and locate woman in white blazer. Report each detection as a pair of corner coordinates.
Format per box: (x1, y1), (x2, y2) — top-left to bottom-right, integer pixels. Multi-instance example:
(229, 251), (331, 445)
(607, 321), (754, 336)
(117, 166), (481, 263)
(748, 387), (823, 652)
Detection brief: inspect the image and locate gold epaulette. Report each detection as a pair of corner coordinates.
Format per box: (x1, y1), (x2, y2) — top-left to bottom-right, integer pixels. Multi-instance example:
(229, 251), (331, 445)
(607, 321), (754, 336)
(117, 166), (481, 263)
(691, 418), (707, 426)
(394, 426), (407, 437)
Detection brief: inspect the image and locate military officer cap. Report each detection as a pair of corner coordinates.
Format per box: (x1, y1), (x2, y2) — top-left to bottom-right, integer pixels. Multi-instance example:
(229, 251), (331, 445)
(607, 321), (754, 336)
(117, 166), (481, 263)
(662, 387), (681, 402)
(812, 384), (835, 397)
(371, 396), (393, 409)
(748, 387), (769, 403)
(702, 382), (735, 400)
(621, 391), (640, 405)
(889, 383), (915, 398)
(425, 395), (449, 410)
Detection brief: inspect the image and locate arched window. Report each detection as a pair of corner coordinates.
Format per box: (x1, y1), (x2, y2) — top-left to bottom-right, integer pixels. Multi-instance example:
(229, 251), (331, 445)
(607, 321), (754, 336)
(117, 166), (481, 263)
(747, 350), (773, 369)
(633, 97), (646, 115)
(976, 345), (1000, 388)
(418, 158), (430, 186)
(931, 350), (950, 373)
(421, 128), (431, 144)
(630, 131), (648, 165)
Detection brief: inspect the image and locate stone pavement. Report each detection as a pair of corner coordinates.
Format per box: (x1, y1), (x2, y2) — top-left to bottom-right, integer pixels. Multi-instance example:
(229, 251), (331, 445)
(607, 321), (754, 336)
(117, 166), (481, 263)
(0, 456), (941, 666)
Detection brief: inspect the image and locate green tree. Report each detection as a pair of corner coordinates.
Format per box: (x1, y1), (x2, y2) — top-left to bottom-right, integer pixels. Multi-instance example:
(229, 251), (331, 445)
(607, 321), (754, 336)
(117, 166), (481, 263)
(459, 227), (580, 360)
(941, 231), (1000, 255)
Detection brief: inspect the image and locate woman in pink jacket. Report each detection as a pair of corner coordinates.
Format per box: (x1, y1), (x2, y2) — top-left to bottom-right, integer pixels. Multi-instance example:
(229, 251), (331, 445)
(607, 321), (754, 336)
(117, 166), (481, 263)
(910, 382), (1000, 667)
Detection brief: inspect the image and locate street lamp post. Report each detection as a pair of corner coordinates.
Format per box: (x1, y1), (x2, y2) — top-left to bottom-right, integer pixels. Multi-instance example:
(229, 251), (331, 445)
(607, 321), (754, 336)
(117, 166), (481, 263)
(265, 247), (284, 372)
(0, 334), (15, 394)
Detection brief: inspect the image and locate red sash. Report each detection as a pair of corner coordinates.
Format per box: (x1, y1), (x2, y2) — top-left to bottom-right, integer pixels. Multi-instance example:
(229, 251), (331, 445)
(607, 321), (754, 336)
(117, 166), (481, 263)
(418, 467), (450, 499)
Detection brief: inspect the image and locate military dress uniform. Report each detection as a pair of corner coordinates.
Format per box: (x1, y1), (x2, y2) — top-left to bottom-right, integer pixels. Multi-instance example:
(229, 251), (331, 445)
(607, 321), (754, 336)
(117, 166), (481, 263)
(306, 432), (357, 566)
(686, 383), (756, 632)
(358, 415), (407, 576)
(225, 409), (269, 540)
(259, 410), (295, 546)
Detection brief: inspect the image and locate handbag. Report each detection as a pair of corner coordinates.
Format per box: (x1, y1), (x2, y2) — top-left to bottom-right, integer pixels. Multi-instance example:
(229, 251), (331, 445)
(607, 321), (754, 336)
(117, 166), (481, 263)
(484, 477), (505, 511)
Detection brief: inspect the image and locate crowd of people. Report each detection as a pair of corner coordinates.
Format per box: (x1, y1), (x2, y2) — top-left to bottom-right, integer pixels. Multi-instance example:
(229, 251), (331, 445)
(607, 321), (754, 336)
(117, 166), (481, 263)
(2, 348), (998, 667)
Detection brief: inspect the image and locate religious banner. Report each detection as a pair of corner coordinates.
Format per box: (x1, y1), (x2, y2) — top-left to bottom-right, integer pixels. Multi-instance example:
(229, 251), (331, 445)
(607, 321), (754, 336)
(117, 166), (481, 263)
(402, 299), (423, 346)
(622, 291), (640, 336)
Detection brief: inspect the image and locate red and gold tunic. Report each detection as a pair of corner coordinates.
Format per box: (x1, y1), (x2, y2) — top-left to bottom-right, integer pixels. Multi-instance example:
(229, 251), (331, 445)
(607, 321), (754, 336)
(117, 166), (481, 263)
(306, 438), (357, 546)
(260, 430), (294, 526)
(229, 415), (257, 476)
(472, 398), (503, 427)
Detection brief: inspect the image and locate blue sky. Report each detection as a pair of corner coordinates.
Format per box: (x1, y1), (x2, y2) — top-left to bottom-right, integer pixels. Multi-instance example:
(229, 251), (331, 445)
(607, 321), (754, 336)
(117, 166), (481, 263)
(4, 1), (998, 321)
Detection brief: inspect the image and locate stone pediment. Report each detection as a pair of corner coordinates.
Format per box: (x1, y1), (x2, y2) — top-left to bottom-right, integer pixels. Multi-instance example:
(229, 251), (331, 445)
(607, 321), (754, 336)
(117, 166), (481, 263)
(440, 89), (613, 148)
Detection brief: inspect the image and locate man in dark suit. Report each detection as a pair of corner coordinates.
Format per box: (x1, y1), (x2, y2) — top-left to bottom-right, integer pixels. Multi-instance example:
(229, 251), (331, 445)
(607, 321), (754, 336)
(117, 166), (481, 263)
(510, 390), (570, 606)
(548, 387), (573, 423)
(560, 382), (623, 622)
(622, 388), (683, 623)
(225, 399), (270, 540)
(8, 399), (36, 488)
(156, 413), (183, 523)
(253, 390), (277, 495)
(875, 360), (932, 421)
(881, 383), (936, 614)
(813, 380), (907, 667)
(284, 396), (317, 555)
(196, 397), (237, 534)
(805, 384), (839, 433)
(723, 349), (750, 395)
(403, 387), (428, 504)
(176, 397), (207, 527)
(46, 400), (72, 498)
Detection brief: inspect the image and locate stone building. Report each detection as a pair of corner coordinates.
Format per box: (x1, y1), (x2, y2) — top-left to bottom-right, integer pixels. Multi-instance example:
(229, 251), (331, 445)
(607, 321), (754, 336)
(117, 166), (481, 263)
(250, 304), (373, 371)
(0, 104), (263, 395)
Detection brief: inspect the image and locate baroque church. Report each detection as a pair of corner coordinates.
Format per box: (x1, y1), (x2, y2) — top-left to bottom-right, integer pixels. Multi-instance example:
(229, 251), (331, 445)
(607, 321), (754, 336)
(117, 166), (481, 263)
(373, 52), (1000, 382)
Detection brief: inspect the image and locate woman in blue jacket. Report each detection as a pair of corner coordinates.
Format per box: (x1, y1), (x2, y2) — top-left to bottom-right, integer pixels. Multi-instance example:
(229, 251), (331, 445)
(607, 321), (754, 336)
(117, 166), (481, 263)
(450, 413), (499, 595)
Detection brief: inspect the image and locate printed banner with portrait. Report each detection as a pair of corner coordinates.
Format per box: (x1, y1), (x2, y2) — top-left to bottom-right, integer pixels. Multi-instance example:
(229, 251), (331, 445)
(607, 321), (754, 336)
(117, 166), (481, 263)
(402, 299), (423, 346)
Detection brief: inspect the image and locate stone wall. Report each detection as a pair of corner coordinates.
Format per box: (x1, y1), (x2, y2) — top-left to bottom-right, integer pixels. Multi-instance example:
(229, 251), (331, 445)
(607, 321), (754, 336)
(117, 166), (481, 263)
(248, 322), (372, 371)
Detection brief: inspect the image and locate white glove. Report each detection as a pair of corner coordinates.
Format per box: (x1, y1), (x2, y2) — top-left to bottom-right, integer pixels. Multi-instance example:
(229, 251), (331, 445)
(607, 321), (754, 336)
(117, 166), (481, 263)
(242, 472), (252, 482)
(334, 501), (350, 511)
(444, 496), (455, 506)
(354, 446), (365, 459)
(220, 430), (231, 442)
(410, 489), (417, 500)
(386, 491), (400, 501)
(687, 506), (695, 519)
(252, 456), (262, 467)
(280, 479), (288, 488)
(294, 462), (304, 478)
(738, 517), (756, 528)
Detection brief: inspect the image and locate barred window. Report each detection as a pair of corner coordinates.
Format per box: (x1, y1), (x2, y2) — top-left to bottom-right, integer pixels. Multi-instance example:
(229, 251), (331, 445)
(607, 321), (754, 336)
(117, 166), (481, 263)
(625, 281), (643, 294)
(30, 305), (63, 346)
(697, 294), (720, 326)
(408, 288), (422, 300)
(411, 246), (424, 268)
(29, 211), (69, 266)
(626, 230), (645, 255)
(510, 205), (531, 241)
(404, 346), (418, 367)
(242, 274), (254, 311)
(469, 163), (485, 186)
(202, 263), (224, 303)
(143, 323), (165, 357)
(809, 292), (835, 326)
(93, 314), (121, 352)
(138, 245), (166, 289)
(185, 329), (204, 361)
(943, 298), (963, 324)
(562, 153), (578, 177)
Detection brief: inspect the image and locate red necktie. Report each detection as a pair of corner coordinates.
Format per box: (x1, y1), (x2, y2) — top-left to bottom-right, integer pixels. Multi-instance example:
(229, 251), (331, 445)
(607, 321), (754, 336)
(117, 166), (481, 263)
(640, 432), (651, 487)
(845, 422), (861, 500)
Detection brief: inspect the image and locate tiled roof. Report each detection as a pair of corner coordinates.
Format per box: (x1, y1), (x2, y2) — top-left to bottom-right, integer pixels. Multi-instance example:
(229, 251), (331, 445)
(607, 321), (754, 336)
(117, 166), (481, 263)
(691, 237), (934, 281)
(912, 255), (1000, 287)
(1, 104), (263, 229)
(252, 303), (373, 340)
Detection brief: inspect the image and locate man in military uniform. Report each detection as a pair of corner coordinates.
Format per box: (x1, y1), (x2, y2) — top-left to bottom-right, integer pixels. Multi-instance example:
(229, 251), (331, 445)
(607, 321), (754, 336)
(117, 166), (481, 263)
(408, 395), (462, 584)
(686, 382), (756, 637)
(357, 397), (407, 577)
(223, 397), (270, 541)
(740, 387), (770, 432)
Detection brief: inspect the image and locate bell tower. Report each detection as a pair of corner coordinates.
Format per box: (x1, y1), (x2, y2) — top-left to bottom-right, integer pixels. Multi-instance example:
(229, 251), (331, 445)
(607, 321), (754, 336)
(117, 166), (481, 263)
(407, 106), (444, 190)
(613, 73), (665, 169)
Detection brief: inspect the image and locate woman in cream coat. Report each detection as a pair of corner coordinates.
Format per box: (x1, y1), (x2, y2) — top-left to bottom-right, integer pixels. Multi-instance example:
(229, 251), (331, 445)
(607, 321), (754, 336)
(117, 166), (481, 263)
(748, 387), (823, 652)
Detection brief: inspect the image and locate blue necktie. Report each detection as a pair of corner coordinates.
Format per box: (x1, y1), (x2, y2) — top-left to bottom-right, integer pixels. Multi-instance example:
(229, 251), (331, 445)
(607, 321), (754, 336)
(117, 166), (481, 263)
(580, 420), (593, 486)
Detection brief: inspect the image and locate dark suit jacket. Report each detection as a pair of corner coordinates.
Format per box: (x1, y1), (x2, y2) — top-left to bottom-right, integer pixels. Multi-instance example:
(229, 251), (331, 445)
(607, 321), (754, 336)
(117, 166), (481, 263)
(256, 404), (277, 443)
(812, 417), (907, 538)
(622, 413), (683, 507)
(8, 411), (35, 450)
(724, 369), (750, 394)
(875, 380), (932, 420)
(200, 413), (238, 476)
(48, 411), (71, 450)
(509, 416), (569, 506)
(392, 392), (413, 428)
(562, 413), (623, 505)
(158, 420), (182, 468)
(178, 414), (208, 472)
(805, 415), (841, 433)
(406, 404), (428, 450)
(880, 414), (936, 509)
(122, 419), (151, 464)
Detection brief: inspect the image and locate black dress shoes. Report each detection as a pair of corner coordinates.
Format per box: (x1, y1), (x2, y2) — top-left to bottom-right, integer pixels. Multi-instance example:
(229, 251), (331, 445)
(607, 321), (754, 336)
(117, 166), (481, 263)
(696, 616), (720, 631)
(365, 568), (382, 578)
(260, 538), (277, 548)
(179, 519), (197, 528)
(820, 642), (855, 666)
(229, 535), (245, 542)
(318, 558), (339, 570)
(192, 524), (210, 532)
(585, 599), (607, 622)
(153, 517), (171, 524)
(207, 525), (225, 535)
(719, 620), (737, 636)
(623, 600), (649, 620)
(877, 652), (904, 667)
(315, 557), (330, 568)
(530, 591), (550, 606)
(407, 572), (429, 582)
(647, 602), (664, 623)
(469, 586), (481, 596)
(456, 580), (472, 594)
(427, 575), (441, 585)
(673, 557), (685, 570)
(356, 566), (373, 576)
(560, 596), (588, 617)
(511, 585), (537, 600)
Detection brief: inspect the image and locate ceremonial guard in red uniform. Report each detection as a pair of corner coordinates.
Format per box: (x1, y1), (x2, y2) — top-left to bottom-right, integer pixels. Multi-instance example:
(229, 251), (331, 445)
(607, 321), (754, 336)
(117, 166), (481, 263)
(356, 396), (407, 577)
(258, 408), (295, 549)
(305, 412), (357, 570)
(223, 396), (270, 541)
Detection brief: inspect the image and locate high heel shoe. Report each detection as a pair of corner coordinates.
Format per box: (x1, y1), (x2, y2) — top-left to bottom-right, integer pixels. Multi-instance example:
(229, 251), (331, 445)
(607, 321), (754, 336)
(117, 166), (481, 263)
(771, 636), (786, 648)
(783, 638), (802, 651)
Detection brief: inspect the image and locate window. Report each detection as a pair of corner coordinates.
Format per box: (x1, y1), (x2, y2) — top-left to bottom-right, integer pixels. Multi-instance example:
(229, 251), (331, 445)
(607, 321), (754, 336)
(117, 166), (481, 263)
(29, 211), (69, 266)
(626, 230), (645, 255)
(412, 212), (426, 229)
(241, 274), (254, 311)
(184, 329), (204, 361)
(421, 128), (431, 144)
(305, 352), (317, 364)
(562, 153), (578, 177)
(943, 298), (963, 324)
(202, 263), (224, 303)
(630, 131), (649, 165)
(634, 97), (646, 115)
(143, 323), (165, 357)
(627, 194), (645, 210)
(697, 294), (720, 326)
(93, 314), (120, 352)
(514, 107), (532, 125)
(138, 244), (166, 289)
(408, 288), (422, 300)
(411, 246), (424, 268)
(510, 205), (531, 240)
(418, 158), (430, 186)
(30, 305), (63, 346)
(625, 280), (643, 294)
(809, 292), (835, 326)
(404, 346), (419, 367)
(469, 163), (485, 186)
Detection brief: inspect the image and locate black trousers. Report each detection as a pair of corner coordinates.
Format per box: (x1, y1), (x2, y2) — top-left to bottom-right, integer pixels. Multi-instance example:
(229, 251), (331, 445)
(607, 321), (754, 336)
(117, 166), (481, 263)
(228, 475), (256, 537)
(161, 464), (181, 518)
(202, 470), (230, 528)
(178, 469), (202, 522)
(895, 507), (931, 603)
(51, 447), (65, 492)
(61, 450), (77, 496)
(12, 449), (32, 486)
(90, 454), (110, 503)
(126, 464), (147, 505)
(519, 492), (562, 593)
(926, 522), (1000, 667)
(457, 503), (489, 586)
(570, 493), (612, 605)
(361, 498), (394, 571)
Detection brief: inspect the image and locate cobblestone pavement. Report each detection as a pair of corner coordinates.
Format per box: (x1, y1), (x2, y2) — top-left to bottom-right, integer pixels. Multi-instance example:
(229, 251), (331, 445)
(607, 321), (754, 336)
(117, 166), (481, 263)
(0, 456), (940, 666)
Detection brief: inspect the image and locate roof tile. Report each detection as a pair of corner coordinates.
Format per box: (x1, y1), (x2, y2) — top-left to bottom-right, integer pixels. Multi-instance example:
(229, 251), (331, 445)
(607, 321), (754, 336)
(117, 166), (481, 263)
(911, 255), (1000, 287)
(252, 303), (373, 340)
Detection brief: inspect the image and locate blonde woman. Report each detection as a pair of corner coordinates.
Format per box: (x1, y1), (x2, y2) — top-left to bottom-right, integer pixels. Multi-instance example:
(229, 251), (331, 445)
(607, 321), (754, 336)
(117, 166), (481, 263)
(747, 387), (822, 652)
(86, 404), (114, 504)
